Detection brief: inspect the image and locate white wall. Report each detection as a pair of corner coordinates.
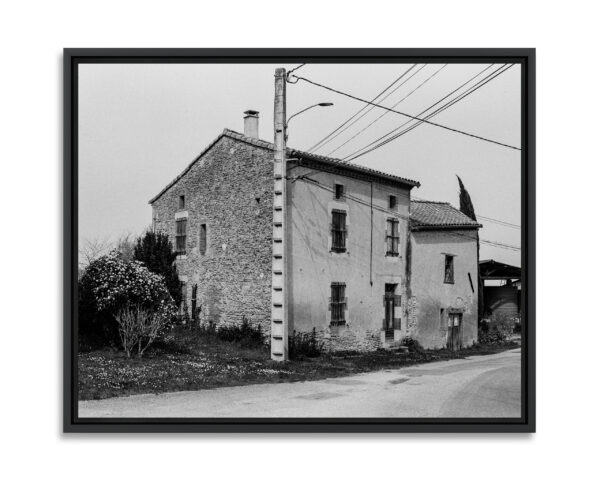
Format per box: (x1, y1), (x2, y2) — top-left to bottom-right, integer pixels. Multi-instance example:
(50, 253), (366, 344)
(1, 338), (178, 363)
(2, 2), (599, 480)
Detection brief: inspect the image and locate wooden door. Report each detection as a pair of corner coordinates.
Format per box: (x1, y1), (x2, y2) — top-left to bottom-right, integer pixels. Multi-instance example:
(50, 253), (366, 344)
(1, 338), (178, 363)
(447, 313), (463, 350)
(384, 284), (396, 339)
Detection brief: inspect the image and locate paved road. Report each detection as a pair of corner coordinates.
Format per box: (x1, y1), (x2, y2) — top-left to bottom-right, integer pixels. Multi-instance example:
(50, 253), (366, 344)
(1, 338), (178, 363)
(79, 348), (521, 418)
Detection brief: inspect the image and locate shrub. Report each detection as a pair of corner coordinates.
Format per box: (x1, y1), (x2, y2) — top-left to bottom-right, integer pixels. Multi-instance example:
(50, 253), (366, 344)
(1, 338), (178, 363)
(216, 318), (264, 349)
(115, 305), (172, 358)
(478, 313), (517, 344)
(78, 250), (176, 345)
(288, 328), (323, 359)
(400, 336), (425, 354)
(133, 231), (182, 305)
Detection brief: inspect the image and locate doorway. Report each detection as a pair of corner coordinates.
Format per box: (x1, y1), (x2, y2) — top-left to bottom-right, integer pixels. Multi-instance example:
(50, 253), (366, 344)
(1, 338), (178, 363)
(447, 313), (463, 350)
(384, 284), (398, 340)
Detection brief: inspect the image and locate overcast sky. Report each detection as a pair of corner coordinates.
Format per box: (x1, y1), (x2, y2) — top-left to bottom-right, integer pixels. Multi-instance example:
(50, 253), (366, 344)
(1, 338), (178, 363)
(79, 62), (521, 266)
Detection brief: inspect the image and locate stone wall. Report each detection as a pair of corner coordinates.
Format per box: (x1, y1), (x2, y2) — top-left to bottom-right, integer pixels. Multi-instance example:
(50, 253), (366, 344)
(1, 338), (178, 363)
(151, 134), (273, 334)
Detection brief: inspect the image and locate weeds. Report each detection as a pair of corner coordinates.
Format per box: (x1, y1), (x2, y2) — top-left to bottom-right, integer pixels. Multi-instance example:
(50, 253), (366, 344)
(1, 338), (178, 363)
(288, 328), (323, 359)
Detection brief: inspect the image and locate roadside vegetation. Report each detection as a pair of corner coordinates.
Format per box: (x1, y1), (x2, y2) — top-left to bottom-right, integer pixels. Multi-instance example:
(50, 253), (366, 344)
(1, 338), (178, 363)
(79, 322), (518, 401)
(78, 230), (519, 401)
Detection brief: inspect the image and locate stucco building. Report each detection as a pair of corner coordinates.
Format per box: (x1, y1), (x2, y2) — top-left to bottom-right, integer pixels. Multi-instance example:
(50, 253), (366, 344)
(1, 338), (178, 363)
(150, 112), (480, 351)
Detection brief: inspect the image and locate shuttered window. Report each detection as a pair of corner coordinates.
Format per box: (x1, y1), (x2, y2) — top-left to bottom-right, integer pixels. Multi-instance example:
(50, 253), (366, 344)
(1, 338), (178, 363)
(329, 282), (347, 326)
(199, 224), (207, 255)
(444, 255), (455, 284)
(175, 218), (187, 254)
(386, 218), (400, 256)
(331, 210), (347, 252)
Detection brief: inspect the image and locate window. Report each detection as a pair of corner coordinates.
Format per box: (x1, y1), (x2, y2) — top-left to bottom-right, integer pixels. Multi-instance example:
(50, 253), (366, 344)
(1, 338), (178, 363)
(178, 195), (185, 209)
(334, 183), (344, 200)
(329, 282), (347, 325)
(386, 218), (400, 256)
(331, 210), (347, 252)
(199, 224), (207, 255)
(191, 284), (198, 320)
(175, 218), (187, 254)
(179, 281), (187, 317)
(440, 308), (445, 329)
(444, 255), (455, 283)
(389, 195), (397, 210)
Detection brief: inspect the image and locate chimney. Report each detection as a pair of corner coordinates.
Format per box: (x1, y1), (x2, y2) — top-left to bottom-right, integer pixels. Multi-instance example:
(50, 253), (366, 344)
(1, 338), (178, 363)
(244, 110), (259, 139)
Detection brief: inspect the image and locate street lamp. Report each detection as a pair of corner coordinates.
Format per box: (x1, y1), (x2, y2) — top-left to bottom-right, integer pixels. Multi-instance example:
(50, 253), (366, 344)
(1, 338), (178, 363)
(285, 102), (334, 141)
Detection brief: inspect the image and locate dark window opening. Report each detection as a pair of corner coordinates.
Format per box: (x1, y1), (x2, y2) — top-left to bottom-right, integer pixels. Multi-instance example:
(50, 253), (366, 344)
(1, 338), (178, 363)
(330, 282), (347, 326)
(444, 255), (455, 284)
(199, 224), (207, 255)
(331, 210), (347, 252)
(335, 183), (344, 200)
(389, 195), (397, 210)
(179, 195), (185, 209)
(179, 281), (187, 318)
(440, 308), (445, 329)
(386, 218), (400, 256)
(175, 218), (187, 254)
(191, 284), (198, 320)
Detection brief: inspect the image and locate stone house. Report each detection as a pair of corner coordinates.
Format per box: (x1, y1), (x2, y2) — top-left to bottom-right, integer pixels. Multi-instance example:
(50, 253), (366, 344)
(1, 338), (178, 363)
(149, 111), (480, 351)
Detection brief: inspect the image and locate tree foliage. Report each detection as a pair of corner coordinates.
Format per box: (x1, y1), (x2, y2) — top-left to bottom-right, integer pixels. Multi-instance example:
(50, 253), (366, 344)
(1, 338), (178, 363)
(457, 175), (477, 222)
(133, 231), (182, 305)
(78, 250), (176, 345)
(457, 175), (484, 320)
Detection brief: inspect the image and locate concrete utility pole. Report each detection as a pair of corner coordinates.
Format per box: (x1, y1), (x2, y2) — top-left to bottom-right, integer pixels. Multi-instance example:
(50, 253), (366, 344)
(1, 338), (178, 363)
(271, 68), (288, 361)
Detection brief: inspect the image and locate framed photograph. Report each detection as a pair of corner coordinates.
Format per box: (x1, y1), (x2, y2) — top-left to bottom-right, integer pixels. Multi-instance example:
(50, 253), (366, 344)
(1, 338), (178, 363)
(64, 48), (535, 433)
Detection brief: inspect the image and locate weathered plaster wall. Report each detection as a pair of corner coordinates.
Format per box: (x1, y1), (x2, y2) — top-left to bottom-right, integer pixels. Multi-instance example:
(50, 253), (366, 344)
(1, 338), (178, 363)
(151, 135), (273, 333)
(287, 165), (412, 351)
(409, 229), (479, 349)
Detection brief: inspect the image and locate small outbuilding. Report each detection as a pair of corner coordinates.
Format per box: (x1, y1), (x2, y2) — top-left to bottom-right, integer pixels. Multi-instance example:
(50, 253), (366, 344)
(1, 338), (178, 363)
(480, 259), (521, 319)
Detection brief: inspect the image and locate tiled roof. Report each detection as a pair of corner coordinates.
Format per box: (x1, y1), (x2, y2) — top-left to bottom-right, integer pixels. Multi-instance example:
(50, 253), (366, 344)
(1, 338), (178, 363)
(149, 129), (420, 203)
(410, 200), (481, 231)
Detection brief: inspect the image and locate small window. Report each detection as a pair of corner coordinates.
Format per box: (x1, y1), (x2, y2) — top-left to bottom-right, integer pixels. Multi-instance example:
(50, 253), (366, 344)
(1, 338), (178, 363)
(386, 218), (400, 256)
(175, 218), (187, 254)
(444, 255), (455, 284)
(440, 308), (445, 329)
(179, 281), (187, 317)
(191, 284), (198, 320)
(334, 183), (344, 200)
(178, 195), (185, 209)
(329, 282), (347, 326)
(331, 210), (347, 252)
(389, 195), (397, 210)
(199, 224), (207, 255)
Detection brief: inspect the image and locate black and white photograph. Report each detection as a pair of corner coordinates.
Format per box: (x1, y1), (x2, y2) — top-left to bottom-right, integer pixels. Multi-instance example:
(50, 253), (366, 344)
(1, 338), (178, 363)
(66, 49), (533, 431)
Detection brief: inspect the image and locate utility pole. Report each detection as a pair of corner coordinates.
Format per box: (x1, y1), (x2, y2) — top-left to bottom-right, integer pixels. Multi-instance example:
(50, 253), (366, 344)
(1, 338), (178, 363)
(271, 68), (288, 361)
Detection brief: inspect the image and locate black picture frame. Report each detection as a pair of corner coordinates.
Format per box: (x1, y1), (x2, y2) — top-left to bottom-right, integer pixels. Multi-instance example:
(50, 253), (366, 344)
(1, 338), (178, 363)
(64, 48), (535, 433)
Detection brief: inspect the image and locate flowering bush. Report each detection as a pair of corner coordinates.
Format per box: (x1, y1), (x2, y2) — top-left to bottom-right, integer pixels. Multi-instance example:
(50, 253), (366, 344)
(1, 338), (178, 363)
(79, 250), (176, 346)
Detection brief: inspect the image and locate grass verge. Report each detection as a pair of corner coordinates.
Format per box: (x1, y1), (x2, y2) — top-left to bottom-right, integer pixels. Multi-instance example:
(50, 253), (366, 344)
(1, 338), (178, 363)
(78, 327), (519, 401)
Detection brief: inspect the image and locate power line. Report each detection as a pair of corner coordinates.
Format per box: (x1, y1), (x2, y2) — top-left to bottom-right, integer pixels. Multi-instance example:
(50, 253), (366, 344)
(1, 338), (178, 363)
(343, 64), (516, 161)
(341, 63), (499, 160)
(293, 64), (505, 184)
(307, 64), (421, 153)
(286, 63), (306, 78)
(293, 176), (520, 251)
(411, 195), (521, 230)
(290, 72), (521, 151)
(325, 64), (448, 156)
